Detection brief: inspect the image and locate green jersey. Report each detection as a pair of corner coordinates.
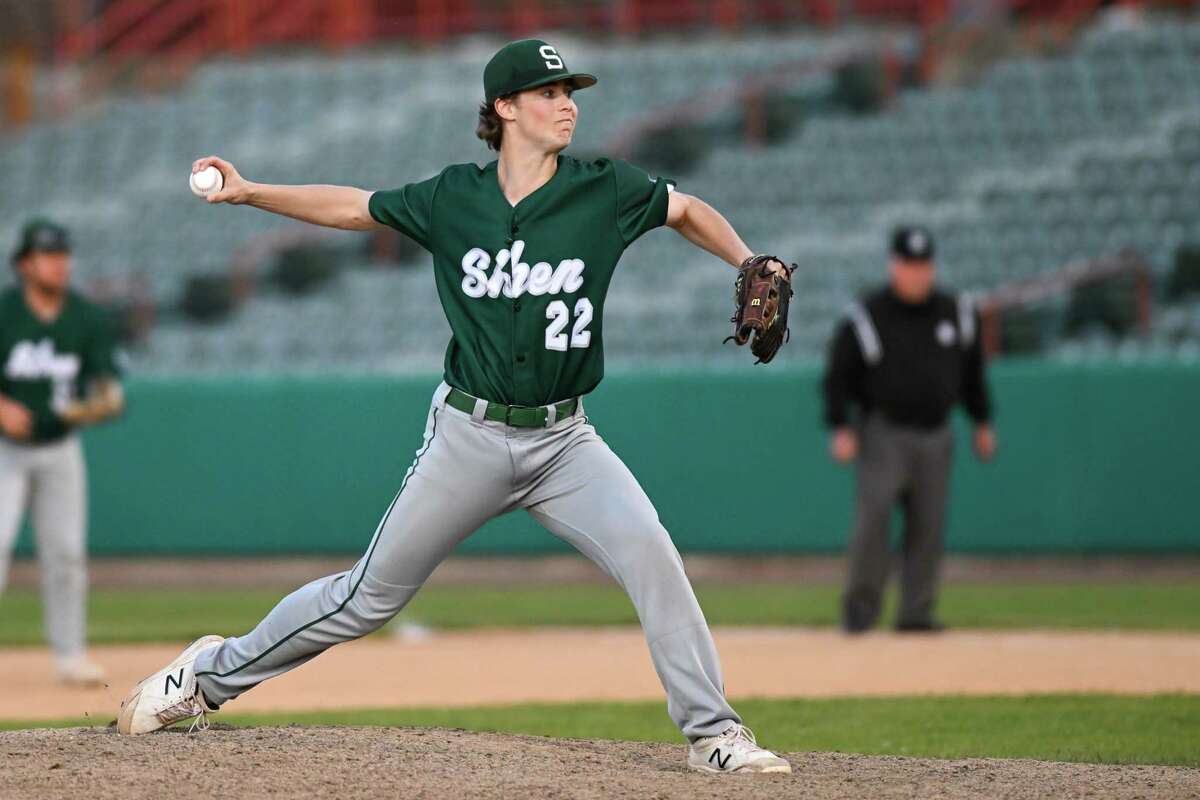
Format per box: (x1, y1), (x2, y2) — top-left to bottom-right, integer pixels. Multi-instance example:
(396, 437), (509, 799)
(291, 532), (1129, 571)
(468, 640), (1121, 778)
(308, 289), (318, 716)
(0, 286), (120, 443)
(369, 155), (673, 405)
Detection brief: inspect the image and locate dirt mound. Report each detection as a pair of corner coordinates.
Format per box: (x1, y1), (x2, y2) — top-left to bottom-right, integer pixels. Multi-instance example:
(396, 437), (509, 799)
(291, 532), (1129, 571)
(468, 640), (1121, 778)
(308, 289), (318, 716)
(2, 726), (1195, 800)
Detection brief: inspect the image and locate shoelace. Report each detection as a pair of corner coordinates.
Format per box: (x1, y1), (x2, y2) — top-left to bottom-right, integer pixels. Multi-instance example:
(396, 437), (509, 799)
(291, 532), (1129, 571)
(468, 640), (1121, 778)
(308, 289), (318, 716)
(157, 690), (208, 732)
(724, 724), (759, 748)
(187, 709), (211, 734)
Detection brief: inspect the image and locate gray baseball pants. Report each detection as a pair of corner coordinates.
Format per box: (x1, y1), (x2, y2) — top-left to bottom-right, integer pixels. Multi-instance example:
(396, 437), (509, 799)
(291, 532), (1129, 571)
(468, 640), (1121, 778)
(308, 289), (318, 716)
(843, 414), (954, 630)
(195, 382), (740, 740)
(0, 435), (89, 661)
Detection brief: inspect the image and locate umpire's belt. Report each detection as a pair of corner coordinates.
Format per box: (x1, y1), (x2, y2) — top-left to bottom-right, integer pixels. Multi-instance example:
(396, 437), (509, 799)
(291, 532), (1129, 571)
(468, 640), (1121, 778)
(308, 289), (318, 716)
(446, 387), (578, 429)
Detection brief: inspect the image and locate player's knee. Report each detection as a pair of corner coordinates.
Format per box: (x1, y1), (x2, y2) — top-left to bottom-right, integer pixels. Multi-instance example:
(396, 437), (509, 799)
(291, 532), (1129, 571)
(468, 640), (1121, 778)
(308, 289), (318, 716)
(616, 523), (683, 579)
(342, 595), (395, 633)
(343, 581), (413, 632)
(39, 549), (86, 575)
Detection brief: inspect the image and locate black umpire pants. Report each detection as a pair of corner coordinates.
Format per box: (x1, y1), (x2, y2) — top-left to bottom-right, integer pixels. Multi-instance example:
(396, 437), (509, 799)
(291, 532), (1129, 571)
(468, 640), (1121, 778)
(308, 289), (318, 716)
(843, 414), (954, 631)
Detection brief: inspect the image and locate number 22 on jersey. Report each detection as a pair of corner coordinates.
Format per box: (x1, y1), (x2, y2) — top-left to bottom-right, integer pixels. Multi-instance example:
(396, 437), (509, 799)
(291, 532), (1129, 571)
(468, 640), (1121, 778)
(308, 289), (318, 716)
(545, 298), (592, 351)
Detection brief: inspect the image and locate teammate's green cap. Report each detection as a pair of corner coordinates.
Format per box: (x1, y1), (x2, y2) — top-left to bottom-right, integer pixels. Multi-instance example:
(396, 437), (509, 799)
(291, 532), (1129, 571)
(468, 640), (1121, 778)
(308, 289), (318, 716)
(11, 217), (71, 265)
(483, 39), (597, 105)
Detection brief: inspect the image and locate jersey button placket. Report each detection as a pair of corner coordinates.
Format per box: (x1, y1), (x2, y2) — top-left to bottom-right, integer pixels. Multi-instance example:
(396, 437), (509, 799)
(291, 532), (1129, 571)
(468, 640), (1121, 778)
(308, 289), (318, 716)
(506, 210), (535, 398)
(506, 212), (522, 390)
(505, 209), (519, 247)
(512, 296), (528, 372)
(512, 301), (525, 363)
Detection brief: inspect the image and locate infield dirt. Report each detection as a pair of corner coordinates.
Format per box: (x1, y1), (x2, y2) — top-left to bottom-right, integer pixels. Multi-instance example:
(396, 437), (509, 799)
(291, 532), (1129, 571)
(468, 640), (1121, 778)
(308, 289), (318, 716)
(3, 726), (1197, 800)
(4, 627), (1200, 721)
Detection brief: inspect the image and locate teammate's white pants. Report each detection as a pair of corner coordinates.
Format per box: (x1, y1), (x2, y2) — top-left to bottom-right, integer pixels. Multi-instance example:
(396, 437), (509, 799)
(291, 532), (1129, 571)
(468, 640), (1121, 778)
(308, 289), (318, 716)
(0, 435), (89, 661)
(195, 383), (741, 740)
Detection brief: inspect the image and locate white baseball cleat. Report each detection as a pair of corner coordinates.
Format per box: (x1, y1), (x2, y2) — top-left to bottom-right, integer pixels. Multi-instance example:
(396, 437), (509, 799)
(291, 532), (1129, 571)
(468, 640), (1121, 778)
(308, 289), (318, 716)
(117, 635), (224, 735)
(687, 724), (792, 774)
(56, 656), (106, 688)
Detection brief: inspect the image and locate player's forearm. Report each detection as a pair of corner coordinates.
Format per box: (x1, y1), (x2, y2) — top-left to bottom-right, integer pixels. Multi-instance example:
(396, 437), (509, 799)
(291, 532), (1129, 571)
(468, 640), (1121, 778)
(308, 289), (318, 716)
(667, 194), (754, 268)
(60, 380), (125, 427)
(245, 183), (376, 231)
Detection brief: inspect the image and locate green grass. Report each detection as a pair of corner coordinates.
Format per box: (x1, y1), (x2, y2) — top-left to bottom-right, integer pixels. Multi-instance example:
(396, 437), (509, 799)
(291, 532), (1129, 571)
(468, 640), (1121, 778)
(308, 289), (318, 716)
(0, 583), (1197, 646)
(4, 695), (1197, 767)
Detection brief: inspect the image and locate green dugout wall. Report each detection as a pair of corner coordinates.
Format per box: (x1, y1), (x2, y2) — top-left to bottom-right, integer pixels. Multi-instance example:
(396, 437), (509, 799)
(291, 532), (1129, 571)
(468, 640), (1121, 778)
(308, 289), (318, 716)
(12, 362), (1200, 555)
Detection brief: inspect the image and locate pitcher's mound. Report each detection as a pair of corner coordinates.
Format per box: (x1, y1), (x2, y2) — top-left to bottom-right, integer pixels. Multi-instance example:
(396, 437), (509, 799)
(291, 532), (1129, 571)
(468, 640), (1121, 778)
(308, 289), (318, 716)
(1, 726), (1193, 799)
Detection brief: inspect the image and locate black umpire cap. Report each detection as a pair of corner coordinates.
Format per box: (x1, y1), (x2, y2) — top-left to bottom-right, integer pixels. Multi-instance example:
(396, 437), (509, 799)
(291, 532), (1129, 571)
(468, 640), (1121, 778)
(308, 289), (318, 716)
(11, 218), (71, 266)
(891, 225), (935, 262)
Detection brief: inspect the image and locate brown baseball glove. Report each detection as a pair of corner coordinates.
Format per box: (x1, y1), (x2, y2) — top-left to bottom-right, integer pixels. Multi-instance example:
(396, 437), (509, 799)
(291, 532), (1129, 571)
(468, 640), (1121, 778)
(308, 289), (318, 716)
(724, 254), (796, 364)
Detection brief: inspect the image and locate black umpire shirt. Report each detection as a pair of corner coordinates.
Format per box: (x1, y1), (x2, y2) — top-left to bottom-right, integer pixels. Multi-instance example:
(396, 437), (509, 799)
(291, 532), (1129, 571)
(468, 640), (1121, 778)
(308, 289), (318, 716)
(822, 286), (992, 430)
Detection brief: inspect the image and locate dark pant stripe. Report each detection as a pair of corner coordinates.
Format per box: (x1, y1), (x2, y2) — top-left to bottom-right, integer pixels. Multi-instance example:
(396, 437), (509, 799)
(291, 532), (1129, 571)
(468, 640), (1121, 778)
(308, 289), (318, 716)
(197, 408), (440, 679)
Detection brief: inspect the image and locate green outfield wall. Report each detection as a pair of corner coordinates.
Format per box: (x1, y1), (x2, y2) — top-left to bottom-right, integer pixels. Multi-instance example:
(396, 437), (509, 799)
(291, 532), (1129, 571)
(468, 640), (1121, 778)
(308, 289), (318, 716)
(11, 361), (1200, 556)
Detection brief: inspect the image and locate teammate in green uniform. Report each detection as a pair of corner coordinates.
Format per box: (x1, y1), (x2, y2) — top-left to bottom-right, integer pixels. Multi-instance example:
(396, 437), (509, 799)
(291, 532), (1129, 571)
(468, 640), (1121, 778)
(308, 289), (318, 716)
(1, 218), (125, 686)
(119, 40), (792, 774)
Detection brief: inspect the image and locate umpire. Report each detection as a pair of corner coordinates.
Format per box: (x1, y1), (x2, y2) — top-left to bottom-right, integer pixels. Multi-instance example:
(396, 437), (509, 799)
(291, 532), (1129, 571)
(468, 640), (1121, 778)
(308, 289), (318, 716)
(822, 226), (995, 634)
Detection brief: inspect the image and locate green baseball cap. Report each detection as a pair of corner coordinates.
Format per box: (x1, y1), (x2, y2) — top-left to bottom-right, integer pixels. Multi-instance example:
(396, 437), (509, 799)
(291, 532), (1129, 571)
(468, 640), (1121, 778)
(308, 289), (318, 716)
(483, 39), (597, 104)
(11, 217), (71, 265)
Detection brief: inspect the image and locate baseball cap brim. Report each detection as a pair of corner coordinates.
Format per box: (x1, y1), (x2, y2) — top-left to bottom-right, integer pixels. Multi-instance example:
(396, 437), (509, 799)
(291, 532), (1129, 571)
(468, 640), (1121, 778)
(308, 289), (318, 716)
(498, 72), (597, 100)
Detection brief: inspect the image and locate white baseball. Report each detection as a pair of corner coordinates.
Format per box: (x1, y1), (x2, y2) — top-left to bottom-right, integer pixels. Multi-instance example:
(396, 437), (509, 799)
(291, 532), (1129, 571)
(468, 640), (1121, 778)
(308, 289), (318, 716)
(190, 166), (224, 197)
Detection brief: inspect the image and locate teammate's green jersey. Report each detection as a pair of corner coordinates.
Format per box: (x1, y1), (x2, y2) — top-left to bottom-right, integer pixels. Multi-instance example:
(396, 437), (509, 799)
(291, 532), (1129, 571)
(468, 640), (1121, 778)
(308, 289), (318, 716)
(369, 155), (673, 405)
(0, 286), (120, 443)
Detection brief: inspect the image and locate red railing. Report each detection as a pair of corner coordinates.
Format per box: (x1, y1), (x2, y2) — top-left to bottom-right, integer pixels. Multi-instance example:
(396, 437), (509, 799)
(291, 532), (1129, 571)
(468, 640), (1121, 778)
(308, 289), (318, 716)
(57, 0), (1192, 65)
(56, 0), (908, 64)
(979, 251), (1154, 356)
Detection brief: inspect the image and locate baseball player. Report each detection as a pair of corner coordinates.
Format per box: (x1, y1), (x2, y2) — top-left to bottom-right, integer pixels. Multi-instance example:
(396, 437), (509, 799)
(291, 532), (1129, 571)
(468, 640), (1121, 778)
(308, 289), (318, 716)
(0, 218), (125, 686)
(118, 40), (792, 774)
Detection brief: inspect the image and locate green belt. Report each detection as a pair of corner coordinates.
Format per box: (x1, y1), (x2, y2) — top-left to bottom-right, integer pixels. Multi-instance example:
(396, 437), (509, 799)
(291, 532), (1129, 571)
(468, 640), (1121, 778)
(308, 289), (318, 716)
(446, 387), (578, 428)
